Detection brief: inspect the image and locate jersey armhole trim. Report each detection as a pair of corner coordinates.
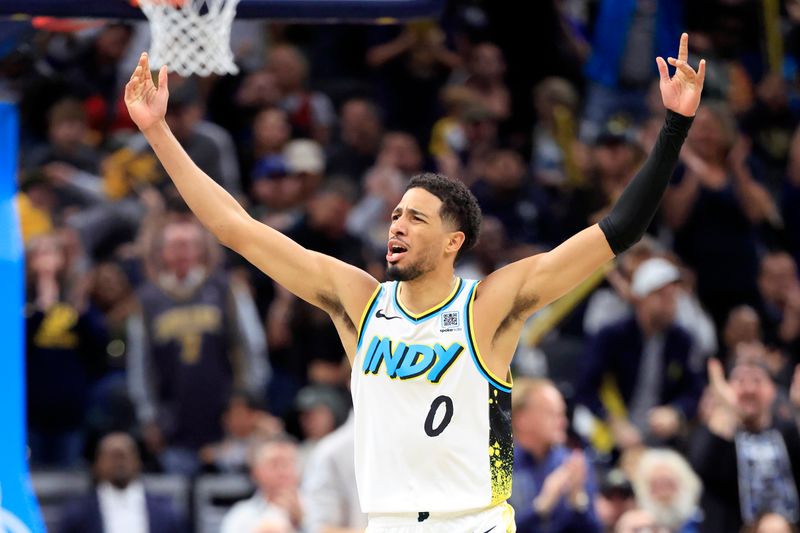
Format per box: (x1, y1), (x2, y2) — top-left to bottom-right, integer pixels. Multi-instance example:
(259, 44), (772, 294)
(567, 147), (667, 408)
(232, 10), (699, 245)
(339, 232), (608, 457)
(356, 284), (383, 351)
(465, 281), (513, 392)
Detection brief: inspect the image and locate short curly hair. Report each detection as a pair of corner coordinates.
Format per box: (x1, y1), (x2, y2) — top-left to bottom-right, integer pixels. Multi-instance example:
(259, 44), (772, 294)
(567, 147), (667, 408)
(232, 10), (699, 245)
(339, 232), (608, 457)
(407, 172), (482, 260)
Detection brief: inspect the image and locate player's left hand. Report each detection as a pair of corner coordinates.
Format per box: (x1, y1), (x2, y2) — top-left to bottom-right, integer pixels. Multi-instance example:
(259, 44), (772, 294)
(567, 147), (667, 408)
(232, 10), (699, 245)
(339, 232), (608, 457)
(656, 33), (706, 117)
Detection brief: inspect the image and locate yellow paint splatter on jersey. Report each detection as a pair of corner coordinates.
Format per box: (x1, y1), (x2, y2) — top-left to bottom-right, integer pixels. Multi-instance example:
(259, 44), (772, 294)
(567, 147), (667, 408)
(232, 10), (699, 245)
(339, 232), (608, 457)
(488, 383), (513, 505)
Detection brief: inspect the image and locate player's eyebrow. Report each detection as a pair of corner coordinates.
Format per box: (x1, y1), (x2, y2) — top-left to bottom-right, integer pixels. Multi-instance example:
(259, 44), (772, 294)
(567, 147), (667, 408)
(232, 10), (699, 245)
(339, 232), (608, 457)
(392, 207), (430, 220)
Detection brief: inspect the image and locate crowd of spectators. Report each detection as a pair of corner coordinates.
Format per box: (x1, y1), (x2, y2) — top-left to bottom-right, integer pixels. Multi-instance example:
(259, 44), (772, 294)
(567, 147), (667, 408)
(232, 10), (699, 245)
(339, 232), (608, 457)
(5, 0), (800, 531)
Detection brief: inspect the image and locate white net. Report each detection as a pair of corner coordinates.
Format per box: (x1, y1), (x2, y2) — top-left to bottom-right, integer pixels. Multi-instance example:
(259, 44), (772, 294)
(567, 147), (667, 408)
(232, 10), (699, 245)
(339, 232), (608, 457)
(138, 0), (241, 77)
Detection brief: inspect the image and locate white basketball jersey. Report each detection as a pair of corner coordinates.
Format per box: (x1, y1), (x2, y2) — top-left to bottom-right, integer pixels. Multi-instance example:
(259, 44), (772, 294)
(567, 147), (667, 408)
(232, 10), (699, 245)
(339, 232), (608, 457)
(350, 278), (513, 514)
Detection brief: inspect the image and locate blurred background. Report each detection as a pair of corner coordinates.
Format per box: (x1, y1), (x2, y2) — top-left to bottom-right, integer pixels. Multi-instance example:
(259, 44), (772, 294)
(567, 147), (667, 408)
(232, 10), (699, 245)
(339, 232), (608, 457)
(4, 0), (800, 531)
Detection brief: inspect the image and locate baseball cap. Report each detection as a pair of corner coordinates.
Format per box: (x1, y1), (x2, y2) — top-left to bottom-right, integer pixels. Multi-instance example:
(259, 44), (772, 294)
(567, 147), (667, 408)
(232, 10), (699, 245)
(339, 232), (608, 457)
(600, 468), (634, 498)
(251, 155), (288, 180)
(630, 258), (681, 298)
(284, 139), (325, 175)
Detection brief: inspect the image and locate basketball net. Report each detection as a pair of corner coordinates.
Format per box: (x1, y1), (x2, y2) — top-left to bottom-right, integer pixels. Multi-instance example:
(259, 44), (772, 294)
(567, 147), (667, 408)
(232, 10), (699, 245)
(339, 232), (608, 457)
(135, 0), (241, 77)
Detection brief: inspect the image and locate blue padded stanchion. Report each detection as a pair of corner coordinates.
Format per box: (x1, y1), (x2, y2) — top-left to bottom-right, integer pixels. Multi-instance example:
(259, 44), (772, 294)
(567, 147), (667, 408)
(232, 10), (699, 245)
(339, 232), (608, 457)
(0, 102), (45, 533)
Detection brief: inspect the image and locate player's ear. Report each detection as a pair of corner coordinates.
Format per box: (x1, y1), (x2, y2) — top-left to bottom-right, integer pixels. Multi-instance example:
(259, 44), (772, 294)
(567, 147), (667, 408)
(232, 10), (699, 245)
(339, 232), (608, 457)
(446, 231), (465, 255)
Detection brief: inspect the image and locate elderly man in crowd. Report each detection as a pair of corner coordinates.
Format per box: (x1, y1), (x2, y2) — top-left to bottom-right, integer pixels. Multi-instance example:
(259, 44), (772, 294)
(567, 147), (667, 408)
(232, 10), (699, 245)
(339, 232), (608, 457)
(510, 378), (602, 532)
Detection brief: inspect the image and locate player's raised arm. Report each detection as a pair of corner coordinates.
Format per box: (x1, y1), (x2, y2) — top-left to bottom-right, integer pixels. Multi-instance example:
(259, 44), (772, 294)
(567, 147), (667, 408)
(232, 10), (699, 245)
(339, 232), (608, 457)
(124, 53), (378, 323)
(480, 33), (706, 321)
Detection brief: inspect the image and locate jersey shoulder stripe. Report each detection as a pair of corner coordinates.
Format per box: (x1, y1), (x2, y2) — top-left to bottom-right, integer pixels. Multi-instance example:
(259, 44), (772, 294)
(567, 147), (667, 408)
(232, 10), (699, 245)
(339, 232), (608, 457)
(356, 284), (383, 350)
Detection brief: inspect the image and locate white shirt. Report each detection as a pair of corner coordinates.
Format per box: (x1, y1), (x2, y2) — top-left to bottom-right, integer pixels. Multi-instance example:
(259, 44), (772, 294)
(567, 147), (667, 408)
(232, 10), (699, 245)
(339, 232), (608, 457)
(220, 493), (293, 533)
(303, 412), (367, 532)
(97, 481), (149, 533)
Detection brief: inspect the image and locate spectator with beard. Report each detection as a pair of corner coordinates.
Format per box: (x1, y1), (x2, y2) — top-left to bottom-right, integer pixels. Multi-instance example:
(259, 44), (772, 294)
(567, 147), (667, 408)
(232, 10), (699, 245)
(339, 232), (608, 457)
(58, 432), (185, 533)
(690, 353), (800, 531)
(631, 448), (703, 532)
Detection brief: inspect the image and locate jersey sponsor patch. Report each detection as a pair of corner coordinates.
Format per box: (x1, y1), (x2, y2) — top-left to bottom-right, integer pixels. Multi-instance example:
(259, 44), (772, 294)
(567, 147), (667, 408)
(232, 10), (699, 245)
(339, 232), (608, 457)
(440, 311), (460, 332)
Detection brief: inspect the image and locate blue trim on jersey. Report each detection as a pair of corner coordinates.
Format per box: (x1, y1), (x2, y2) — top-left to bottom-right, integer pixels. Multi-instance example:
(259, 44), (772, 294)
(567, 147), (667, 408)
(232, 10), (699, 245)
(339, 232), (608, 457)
(357, 286), (384, 351)
(392, 278), (465, 323)
(463, 281), (512, 393)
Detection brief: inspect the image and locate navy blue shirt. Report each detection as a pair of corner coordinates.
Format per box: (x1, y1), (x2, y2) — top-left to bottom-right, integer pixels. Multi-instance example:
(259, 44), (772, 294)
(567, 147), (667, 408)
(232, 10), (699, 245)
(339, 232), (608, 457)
(510, 445), (602, 533)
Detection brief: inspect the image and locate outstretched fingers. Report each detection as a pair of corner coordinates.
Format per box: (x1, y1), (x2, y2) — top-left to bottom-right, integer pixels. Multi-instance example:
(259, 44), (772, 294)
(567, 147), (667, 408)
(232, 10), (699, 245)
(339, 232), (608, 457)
(697, 58), (707, 87)
(678, 32), (689, 62)
(656, 57), (670, 82)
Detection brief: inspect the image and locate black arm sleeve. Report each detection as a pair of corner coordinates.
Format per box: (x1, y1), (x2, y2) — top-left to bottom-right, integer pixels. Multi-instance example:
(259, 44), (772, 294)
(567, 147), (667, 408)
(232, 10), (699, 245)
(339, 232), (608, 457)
(599, 110), (694, 255)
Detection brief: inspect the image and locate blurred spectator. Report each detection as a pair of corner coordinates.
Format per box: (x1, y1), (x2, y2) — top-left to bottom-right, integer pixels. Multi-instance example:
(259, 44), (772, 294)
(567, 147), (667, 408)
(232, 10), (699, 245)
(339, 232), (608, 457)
(510, 378), (602, 532)
(662, 103), (775, 328)
(326, 98), (383, 183)
(595, 469), (637, 532)
(366, 22), (460, 144)
(463, 42), (511, 121)
(739, 74), (799, 191)
(577, 258), (703, 450)
(88, 261), (138, 370)
(428, 85), (478, 159)
(26, 233), (108, 467)
(57, 23), (135, 135)
(294, 385), (349, 468)
(614, 508), (668, 533)
(221, 436), (303, 533)
(470, 149), (551, 247)
(690, 356), (800, 531)
(26, 98), (102, 173)
(347, 132), (422, 254)
(267, 44), (335, 144)
(741, 513), (800, 533)
(722, 306), (762, 362)
(127, 219), (268, 475)
(631, 448), (703, 532)
(199, 390), (284, 474)
(581, 0), (682, 140)
(531, 77), (581, 189)
(58, 432), (185, 533)
(302, 411), (366, 533)
(242, 106), (293, 188)
(756, 251), (800, 357)
(583, 244), (717, 368)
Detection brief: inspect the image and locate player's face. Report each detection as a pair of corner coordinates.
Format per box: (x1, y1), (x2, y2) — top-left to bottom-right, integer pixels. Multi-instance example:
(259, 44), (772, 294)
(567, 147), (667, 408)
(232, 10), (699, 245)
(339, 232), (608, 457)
(386, 188), (452, 281)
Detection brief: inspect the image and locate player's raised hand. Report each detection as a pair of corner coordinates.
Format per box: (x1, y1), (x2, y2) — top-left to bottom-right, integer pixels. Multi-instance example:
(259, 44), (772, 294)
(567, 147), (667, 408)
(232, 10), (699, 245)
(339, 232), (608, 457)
(125, 52), (169, 132)
(656, 33), (706, 117)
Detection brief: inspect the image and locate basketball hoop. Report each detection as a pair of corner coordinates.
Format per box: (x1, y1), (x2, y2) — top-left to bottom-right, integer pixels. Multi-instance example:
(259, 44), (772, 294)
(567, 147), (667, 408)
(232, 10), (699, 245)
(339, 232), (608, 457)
(135, 0), (241, 77)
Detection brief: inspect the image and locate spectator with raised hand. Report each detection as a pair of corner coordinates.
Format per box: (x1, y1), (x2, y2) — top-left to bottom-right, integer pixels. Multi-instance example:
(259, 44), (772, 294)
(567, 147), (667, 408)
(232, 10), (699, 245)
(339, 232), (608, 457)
(25, 232), (109, 467)
(510, 378), (602, 532)
(631, 448), (703, 532)
(662, 102), (775, 328)
(690, 354), (800, 531)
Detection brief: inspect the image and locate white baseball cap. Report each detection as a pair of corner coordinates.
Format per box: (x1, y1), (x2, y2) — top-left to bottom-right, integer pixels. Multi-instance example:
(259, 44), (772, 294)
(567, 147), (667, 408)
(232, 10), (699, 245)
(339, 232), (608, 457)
(630, 257), (681, 298)
(284, 139), (325, 175)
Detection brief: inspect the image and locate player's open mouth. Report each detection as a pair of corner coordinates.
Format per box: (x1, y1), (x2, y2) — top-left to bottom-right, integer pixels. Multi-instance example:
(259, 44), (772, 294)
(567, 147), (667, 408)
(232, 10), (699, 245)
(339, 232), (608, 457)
(386, 240), (408, 263)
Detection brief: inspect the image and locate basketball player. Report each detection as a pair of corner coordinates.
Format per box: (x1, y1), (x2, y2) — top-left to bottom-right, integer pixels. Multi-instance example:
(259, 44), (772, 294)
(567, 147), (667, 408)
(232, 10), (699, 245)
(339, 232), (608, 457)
(125, 34), (705, 532)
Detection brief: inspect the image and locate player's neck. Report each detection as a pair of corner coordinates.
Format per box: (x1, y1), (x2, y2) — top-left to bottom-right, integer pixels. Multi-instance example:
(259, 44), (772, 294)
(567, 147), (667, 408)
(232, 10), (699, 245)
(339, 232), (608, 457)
(397, 269), (458, 315)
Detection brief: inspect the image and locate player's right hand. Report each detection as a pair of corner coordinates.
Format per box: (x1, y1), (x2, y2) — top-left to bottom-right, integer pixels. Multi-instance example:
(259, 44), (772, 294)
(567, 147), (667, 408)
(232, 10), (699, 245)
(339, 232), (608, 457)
(125, 52), (169, 132)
